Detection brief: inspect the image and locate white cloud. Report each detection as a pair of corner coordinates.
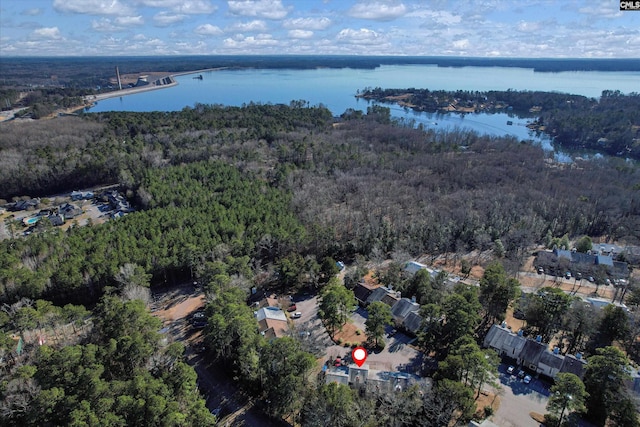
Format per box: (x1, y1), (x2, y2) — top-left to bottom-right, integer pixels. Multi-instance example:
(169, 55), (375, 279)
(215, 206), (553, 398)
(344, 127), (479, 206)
(336, 28), (385, 45)
(92, 18), (120, 32)
(53, 0), (135, 16)
(136, 0), (216, 14)
(116, 16), (144, 26)
(153, 12), (187, 26)
(288, 29), (313, 39)
(579, 1), (622, 19)
(452, 38), (470, 49)
(409, 9), (462, 26)
(228, 20), (268, 32)
(228, 0), (289, 20)
(194, 23), (224, 35)
(516, 20), (541, 33)
(348, 1), (407, 21)
(21, 8), (43, 16)
(283, 17), (331, 30)
(31, 27), (63, 40)
(223, 33), (279, 49)
(92, 16), (143, 32)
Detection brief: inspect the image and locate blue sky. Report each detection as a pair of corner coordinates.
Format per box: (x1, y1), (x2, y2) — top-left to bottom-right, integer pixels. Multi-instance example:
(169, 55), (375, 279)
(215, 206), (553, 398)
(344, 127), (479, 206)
(1, 0), (638, 57)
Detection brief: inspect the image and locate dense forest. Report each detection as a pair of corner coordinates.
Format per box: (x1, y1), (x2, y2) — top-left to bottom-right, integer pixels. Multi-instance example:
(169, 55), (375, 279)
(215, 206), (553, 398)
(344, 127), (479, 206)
(2, 102), (640, 426)
(2, 103), (640, 303)
(359, 88), (640, 159)
(2, 56), (639, 88)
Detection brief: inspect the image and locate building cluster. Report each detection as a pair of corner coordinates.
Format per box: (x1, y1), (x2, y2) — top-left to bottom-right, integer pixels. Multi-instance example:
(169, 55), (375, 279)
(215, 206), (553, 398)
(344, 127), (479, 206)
(537, 247), (630, 281)
(483, 323), (587, 380)
(353, 261), (461, 335)
(324, 362), (429, 394)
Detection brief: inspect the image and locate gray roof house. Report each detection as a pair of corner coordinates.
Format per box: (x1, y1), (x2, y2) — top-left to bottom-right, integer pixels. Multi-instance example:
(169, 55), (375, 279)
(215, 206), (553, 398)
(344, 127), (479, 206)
(537, 348), (565, 378)
(403, 311), (424, 335)
(483, 324), (526, 358)
(559, 353), (587, 379)
(366, 287), (400, 308)
(391, 298), (420, 324)
(483, 324), (587, 379)
(518, 339), (547, 371)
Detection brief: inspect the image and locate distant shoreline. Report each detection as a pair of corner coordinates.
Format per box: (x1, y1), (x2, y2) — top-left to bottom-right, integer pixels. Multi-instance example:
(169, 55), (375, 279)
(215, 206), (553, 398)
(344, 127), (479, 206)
(83, 67), (230, 107)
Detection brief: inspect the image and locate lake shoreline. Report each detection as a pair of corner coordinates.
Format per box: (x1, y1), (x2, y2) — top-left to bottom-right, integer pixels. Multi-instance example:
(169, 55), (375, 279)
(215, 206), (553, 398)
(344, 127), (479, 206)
(83, 67), (230, 107)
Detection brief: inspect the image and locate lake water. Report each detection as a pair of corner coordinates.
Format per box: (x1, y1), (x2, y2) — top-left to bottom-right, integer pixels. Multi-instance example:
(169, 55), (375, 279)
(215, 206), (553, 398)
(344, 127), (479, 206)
(89, 64), (640, 154)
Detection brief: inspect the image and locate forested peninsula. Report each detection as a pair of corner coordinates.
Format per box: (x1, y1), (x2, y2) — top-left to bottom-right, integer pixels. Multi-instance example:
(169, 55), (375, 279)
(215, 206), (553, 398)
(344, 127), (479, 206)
(358, 88), (640, 159)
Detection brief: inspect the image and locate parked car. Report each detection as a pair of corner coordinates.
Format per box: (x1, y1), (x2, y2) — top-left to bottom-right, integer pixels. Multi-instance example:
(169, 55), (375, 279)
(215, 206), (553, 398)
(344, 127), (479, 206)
(507, 365), (515, 375)
(517, 370), (526, 379)
(565, 271), (572, 279)
(588, 276), (595, 282)
(523, 375), (532, 384)
(287, 304), (297, 312)
(291, 312), (302, 319)
(537, 267), (544, 274)
(191, 311), (206, 320)
(192, 320), (207, 329)
(575, 272), (582, 280)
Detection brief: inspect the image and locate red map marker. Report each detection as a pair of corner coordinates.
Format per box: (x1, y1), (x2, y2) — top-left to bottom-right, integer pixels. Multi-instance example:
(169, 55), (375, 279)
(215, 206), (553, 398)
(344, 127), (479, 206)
(352, 346), (368, 367)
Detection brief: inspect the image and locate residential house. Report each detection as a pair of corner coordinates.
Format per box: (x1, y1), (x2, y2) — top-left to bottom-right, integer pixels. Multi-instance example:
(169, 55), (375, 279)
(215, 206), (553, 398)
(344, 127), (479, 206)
(536, 248), (629, 280)
(325, 363), (428, 394)
(366, 286), (400, 308)
(483, 323), (527, 359)
(48, 214), (65, 227)
(59, 203), (83, 219)
(11, 198), (40, 211)
(354, 281), (379, 306)
(483, 324), (587, 379)
(517, 338), (546, 371)
(255, 307), (289, 339)
(559, 353), (587, 379)
(390, 297), (422, 334)
(403, 311), (424, 335)
(537, 348), (565, 378)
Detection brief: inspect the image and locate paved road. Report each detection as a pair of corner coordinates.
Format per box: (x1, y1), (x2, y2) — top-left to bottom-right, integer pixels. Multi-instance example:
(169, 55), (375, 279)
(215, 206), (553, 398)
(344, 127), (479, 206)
(492, 363), (549, 427)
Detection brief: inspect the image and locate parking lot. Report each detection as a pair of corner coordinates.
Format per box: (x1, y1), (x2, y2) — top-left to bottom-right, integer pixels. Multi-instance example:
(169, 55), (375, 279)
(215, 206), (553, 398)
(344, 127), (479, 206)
(492, 362), (550, 427)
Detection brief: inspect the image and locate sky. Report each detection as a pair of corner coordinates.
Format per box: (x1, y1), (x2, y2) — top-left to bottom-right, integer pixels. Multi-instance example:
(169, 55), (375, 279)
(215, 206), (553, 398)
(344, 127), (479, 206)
(1, 0), (639, 58)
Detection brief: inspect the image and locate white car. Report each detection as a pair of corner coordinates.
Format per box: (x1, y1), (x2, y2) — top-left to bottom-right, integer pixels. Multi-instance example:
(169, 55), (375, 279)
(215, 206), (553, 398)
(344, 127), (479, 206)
(291, 312), (302, 319)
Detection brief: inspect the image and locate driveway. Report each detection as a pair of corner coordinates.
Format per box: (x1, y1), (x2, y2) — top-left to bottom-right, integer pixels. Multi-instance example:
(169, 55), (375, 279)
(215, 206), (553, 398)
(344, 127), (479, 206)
(492, 363), (550, 427)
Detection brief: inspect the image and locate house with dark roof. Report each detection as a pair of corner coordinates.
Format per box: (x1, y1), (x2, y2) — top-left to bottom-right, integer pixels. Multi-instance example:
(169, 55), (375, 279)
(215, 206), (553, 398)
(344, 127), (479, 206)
(12, 198), (40, 211)
(538, 348), (565, 378)
(483, 324), (527, 358)
(559, 353), (587, 379)
(365, 286), (400, 308)
(403, 311), (423, 334)
(536, 248), (629, 280)
(325, 363), (429, 395)
(353, 281), (379, 306)
(595, 255), (614, 267)
(391, 297), (420, 326)
(59, 203), (83, 219)
(518, 339), (547, 371)
(483, 324), (587, 379)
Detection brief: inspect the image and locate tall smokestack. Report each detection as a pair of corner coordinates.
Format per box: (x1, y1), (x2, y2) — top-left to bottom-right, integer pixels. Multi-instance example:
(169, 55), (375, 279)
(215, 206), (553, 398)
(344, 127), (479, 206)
(115, 66), (122, 90)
